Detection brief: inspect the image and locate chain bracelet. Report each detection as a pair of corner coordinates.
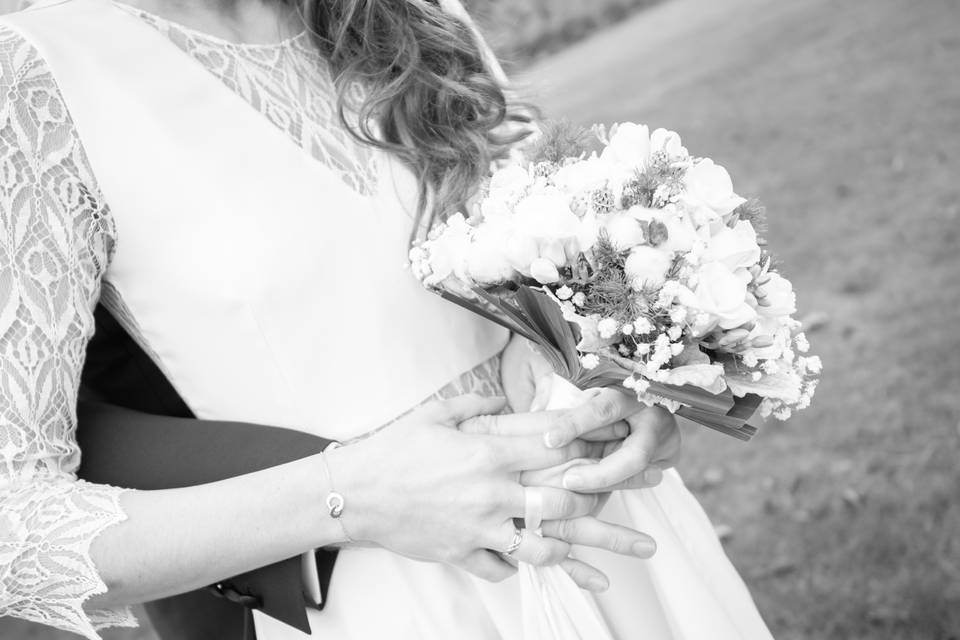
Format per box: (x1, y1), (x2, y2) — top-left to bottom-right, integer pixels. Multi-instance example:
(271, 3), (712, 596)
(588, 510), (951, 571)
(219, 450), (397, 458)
(319, 443), (353, 543)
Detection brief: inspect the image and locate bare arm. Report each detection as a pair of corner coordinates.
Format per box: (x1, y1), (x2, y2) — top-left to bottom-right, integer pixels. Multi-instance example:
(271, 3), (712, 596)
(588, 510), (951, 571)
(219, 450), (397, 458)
(84, 453), (342, 609)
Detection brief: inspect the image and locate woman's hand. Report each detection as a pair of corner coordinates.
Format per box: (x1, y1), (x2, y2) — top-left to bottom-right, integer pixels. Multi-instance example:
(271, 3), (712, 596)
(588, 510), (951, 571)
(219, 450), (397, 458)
(326, 393), (655, 590)
(499, 333), (682, 493)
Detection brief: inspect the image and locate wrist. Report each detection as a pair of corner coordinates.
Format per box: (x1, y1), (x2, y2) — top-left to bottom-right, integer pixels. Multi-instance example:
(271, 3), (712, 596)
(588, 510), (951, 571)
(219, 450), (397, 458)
(322, 443), (377, 545)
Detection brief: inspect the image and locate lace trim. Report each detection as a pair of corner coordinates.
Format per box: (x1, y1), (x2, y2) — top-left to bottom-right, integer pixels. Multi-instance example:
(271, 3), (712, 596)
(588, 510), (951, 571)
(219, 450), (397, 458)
(344, 355), (504, 445)
(115, 2), (379, 196)
(0, 480), (136, 638)
(0, 25), (136, 637)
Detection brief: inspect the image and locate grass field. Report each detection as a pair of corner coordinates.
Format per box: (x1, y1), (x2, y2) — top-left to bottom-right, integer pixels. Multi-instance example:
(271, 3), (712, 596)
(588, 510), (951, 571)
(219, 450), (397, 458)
(4, 0), (959, 638)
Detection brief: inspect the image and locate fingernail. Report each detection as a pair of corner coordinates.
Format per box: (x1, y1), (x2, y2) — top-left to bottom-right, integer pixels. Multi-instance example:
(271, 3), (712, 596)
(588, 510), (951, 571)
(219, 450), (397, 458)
(614, 423), (629, 438)
(643, 467), (663, 486)
(563, 472), (585, 490)
(587, 577), (609, 592)
(544, 431), (563, 449)
(632, 539), (657, 558)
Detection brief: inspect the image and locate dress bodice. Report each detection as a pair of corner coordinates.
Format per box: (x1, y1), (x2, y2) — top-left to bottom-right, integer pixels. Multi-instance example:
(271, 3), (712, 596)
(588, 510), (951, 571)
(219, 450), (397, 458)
(0, 1), (506, 637)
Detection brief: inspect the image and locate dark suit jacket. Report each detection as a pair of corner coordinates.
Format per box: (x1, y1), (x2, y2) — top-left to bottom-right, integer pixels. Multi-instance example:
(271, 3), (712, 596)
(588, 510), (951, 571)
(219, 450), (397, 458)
(78, 304), (338, 639)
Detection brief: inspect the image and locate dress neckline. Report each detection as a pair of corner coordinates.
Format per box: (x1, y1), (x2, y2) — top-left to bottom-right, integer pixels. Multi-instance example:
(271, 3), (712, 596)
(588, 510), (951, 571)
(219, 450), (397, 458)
(111, 1), (309, 50)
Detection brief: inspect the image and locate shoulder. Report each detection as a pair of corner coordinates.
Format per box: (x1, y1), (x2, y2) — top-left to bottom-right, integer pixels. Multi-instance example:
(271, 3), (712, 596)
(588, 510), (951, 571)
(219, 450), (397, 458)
(0, 21), (51, 92)
(0, 8), (113, 260)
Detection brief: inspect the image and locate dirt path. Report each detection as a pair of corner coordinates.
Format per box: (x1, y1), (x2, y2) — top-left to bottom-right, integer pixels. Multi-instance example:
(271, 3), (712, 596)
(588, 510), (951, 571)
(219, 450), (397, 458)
(525, 1), (960, 638)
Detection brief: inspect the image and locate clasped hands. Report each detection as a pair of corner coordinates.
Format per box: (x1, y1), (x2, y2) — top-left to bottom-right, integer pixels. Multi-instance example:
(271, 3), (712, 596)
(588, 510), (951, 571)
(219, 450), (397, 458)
(328, 336), (680, 593)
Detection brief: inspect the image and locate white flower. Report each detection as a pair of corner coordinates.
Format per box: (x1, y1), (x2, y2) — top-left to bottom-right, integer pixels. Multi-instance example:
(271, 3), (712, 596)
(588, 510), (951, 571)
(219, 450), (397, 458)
(559, 305), (608, 352)
(503, 234), (539, 275)
(624, 376), (651, 393)
(466, 243), (514, 284)
(417, 214), (472, 286)
(740, 316), (790, 361)
(726, 367), (802, 404)
(580, 353), (600, 370)
(634, 317), (655, 334)
(556, 285), (574, 300)
(652, 205), (700, 253)
(683, 158), (746, 215)
(465, 221), (515, 284)
(795, 332), (810, 353)
(704, 221), (761, 271)
(652, 363), (726, 394)
(603, 212), (647, 250)
(667, 325), (683, 341)
(601, 122), (651, 170)
(773, 407), (792, 421)
(488, 163), (532, 198)
(649, 128), (689, 160)
(625, 245), (674, 290)
(572, 292), (586, 307)
(756, 273), (797, 318)
(597, 318), (619, 339)
(508, 189), (597, 277)
(621, 323), (634, 336)
(679, 261), (757, 331)
(552, 155), (610, 195)
(513, 191), (581, 241)
(529, 257), (561, 284)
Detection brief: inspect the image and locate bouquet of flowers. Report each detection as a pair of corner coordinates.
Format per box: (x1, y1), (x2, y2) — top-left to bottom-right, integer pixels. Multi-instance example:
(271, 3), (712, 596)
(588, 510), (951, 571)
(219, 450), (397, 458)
(410, 122), (820, 439)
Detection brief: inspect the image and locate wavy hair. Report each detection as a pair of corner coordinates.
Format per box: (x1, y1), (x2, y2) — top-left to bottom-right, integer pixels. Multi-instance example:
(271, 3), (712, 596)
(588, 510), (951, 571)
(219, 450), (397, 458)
(297, 0), (534, 230)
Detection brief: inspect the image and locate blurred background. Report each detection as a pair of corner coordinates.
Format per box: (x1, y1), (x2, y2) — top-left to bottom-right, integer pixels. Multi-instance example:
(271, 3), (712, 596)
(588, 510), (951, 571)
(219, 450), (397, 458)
(4, 0), (959, 638)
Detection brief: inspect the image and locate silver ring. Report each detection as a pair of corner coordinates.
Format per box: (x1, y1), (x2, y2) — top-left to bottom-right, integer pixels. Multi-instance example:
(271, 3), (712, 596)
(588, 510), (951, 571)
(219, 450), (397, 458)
(504, 527), (523, 556)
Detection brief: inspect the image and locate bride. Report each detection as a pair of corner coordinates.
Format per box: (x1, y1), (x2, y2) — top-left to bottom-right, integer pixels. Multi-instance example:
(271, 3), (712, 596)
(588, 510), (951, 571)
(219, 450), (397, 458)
(0, 0), (773, 638)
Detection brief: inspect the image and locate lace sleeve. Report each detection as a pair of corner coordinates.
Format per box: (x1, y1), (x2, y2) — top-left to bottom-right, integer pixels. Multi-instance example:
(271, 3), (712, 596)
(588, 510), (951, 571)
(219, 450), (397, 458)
(0, 25), (137, 638)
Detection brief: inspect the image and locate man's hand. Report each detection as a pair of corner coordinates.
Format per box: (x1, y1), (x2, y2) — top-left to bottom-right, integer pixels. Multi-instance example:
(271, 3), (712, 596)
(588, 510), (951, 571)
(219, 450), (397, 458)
(498, 334), (682, 493)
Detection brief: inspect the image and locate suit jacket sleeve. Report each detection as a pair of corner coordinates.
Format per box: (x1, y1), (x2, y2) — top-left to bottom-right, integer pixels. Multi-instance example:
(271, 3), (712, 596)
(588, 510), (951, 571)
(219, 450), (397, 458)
(77, 303), (336, 634)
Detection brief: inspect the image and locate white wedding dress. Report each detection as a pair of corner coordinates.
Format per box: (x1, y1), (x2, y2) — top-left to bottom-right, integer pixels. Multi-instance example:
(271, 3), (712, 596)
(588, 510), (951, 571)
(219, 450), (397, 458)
(0, 1), (774, 638)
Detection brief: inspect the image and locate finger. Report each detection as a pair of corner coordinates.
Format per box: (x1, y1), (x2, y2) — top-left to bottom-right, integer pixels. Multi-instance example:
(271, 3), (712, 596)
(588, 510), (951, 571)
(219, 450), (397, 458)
(462, 414), (627, 442)
(505, 486), (600, 521)
(579, 420), (630, 442)
(488, 433), (592, 471)
(562, 437), (655, 492)
(559, 557), (609, 592)
(541, 517), (656, 558)
(460, 550), (516, 583)
(496, 526), (571, 567)
(544, 389), (641, 448)
(436, 394), (509, 424)
(588, 467), (664, 492)
(653, 426), (682, 470)
(628, 405), (678, 445)
(562, 408), (675, 491)
(520, 459), (599, 489)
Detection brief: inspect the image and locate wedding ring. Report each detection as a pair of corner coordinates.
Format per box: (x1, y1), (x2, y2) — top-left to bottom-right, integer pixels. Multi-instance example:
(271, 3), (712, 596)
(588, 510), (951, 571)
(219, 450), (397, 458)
(503, 527), (523, 556)
(524, 487), (544, 531)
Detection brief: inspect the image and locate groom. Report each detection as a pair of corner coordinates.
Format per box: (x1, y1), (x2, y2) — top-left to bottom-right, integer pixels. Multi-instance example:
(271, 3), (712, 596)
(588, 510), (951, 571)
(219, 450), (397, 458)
(78, 302), (338, 640)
